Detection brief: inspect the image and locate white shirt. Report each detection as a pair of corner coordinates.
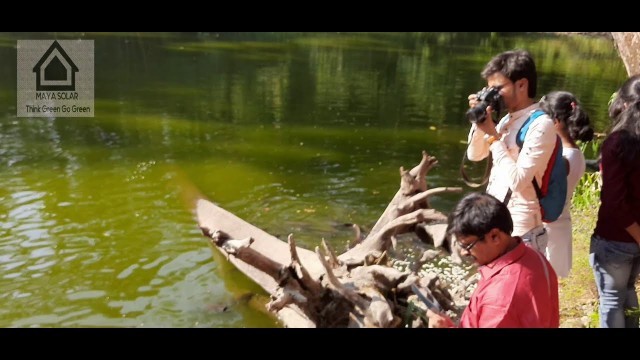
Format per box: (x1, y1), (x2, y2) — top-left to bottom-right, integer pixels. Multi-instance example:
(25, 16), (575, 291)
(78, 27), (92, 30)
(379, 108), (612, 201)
(466, 103), (558, 236)
(557, 147), (586, 222)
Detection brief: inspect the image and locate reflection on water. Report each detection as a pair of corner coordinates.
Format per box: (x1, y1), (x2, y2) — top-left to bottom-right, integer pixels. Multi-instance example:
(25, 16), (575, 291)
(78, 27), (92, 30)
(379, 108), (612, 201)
(0, 32), (627, 327)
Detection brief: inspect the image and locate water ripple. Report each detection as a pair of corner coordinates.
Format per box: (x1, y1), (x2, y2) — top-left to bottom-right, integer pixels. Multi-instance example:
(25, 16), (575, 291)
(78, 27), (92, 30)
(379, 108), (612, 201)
(67, 290), (107, 301)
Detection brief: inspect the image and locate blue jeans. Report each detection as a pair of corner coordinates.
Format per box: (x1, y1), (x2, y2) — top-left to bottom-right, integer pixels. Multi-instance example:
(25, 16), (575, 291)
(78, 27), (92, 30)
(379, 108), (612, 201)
(589, 235), (640, 328)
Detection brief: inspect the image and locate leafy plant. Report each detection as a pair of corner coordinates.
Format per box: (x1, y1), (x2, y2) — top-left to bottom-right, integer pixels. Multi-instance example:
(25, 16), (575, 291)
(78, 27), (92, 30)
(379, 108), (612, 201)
(572, 171), (602, 211)
(625, 307), (640, 318)
(588, 310), (599, 328)
(572, 140), (604, 211)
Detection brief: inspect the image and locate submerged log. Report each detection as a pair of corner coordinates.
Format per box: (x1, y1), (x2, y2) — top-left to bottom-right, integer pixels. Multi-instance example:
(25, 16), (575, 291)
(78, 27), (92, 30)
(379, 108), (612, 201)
(195, 151), (464, 327)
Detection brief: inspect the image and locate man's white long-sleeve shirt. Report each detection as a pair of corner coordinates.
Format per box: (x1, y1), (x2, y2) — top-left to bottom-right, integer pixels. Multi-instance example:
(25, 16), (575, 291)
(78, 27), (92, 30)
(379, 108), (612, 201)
(467, 103), (557, 236)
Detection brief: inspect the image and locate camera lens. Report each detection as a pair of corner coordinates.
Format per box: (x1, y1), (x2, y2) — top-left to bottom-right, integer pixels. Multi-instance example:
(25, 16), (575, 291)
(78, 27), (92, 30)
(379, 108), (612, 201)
(466, 102), (488, 124)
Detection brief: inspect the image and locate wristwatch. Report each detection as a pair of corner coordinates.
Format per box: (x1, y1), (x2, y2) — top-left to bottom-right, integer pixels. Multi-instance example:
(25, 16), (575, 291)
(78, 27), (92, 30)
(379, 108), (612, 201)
(485, 133), (501, 145)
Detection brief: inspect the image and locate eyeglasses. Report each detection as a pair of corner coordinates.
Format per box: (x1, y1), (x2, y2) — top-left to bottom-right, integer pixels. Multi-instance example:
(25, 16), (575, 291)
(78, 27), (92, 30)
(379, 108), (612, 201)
(457, 236), (481, 252)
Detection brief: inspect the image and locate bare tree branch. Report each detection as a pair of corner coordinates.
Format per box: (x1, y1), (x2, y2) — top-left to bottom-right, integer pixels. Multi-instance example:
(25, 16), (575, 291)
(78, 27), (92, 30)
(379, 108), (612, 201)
(316, 246), (368, 311)
(288, 234), (323, 293)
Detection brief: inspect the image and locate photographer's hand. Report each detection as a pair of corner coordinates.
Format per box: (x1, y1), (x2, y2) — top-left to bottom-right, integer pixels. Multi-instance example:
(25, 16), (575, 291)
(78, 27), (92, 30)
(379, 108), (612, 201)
(476, 105), (499, 137)
(468, 93), (480, 109)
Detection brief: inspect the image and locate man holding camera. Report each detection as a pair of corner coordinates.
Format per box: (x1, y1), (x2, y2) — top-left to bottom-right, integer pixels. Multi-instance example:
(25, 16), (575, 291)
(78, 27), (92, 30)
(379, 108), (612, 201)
(465, 50), (557, 252)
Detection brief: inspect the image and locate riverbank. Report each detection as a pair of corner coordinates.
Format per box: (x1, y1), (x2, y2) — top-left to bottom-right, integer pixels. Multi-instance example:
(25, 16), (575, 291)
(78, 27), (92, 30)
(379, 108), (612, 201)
(558, 207), (599, 327)
(552, 32), (612, 39)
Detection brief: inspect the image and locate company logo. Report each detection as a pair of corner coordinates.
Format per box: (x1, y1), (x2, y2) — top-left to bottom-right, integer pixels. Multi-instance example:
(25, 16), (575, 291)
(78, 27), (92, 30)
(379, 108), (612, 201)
(33, 40), (79, 91)
(17, 39), (94, 118)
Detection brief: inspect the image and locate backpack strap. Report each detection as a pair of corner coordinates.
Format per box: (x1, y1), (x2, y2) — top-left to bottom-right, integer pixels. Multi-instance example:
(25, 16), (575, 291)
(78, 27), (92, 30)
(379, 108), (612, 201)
(516, 110), (546, 148)
(520, 110), (548, 197)
(503, 110), (547, 204)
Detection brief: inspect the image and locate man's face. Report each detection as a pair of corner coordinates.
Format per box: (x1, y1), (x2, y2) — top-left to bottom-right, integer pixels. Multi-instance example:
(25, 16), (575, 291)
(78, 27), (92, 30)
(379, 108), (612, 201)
(455, 230), (502, 266)
(486, 72), (526, 113)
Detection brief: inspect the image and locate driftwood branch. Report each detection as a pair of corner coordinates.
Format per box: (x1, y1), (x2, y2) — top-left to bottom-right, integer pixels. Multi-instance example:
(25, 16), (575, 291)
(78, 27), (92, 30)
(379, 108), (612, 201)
(207, 229), (287, 282)
(196, 150), (465, 327)
(361, 287), (395, 328)
(400, 150), (438, 196)
(397, 187), (463, 213)
(288, 234), (323, 294)
(316, 246), (369, 311)
(339, 208), (448, 267)
(347, 223), (363, 249)
(321, 238), (342, 269)
(268, 288), (307, 312)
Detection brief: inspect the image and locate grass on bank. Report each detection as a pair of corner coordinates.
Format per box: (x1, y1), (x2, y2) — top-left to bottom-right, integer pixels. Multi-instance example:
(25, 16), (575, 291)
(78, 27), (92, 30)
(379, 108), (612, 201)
(559, 174), (601, 327)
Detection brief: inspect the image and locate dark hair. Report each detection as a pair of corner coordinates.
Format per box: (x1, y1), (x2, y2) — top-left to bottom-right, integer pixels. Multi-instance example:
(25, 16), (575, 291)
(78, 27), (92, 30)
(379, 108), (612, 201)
(447, 192), (513, 239)
(481, 49), (537, 98)
(607, 74), (640, 163)
(539, 91), (594, 142)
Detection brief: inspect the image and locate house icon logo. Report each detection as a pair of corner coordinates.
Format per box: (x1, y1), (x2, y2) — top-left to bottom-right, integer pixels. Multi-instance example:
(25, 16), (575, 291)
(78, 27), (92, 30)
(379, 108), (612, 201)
(32, 40), (79, 91)
(17, 39), (94, 118)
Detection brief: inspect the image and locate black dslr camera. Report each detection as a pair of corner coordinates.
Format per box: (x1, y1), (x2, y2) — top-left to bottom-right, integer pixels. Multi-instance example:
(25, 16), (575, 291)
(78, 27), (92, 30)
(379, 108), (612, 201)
(466, 86), (503, 124)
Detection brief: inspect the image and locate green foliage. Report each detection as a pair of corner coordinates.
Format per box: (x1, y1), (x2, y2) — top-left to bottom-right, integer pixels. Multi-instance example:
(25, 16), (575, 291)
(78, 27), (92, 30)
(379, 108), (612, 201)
(588, 311), (599, 328)
(608, 91), (618, 106)
(573, 171), (602, 211)
(572, 140), (603, 211)
(578, 137), (603, 161)
(625, 307), (640, 318)
(585, 137), (603, 157)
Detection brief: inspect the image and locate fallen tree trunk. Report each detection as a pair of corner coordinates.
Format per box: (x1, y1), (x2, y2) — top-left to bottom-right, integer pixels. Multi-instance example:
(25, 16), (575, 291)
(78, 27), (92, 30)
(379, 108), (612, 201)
(195, 151), (465, 327)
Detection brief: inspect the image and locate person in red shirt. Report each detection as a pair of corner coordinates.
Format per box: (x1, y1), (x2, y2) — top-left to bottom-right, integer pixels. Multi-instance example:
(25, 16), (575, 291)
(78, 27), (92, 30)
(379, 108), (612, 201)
(427, 192), (560, 328)
(589, 74), (640, 328)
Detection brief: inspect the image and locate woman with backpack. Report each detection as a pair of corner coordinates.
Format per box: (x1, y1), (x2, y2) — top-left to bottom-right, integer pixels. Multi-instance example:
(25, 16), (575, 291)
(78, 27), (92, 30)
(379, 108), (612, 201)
(590, 75), (640, 328)
(538, 91), (594, 278)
